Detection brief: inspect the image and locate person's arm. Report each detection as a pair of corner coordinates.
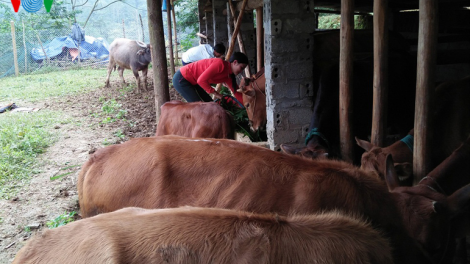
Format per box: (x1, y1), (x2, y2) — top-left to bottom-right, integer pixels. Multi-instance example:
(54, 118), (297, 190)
(196, 60), (225, 97)
(224, 75), (244, 105)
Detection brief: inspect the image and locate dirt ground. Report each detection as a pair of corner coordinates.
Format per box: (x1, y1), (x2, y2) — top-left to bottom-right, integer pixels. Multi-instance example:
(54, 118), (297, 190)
(0, 70), (184, 263)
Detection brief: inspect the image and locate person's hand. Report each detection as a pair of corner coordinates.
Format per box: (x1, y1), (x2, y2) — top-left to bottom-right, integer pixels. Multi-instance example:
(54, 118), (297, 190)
(211, 92), (223, 100)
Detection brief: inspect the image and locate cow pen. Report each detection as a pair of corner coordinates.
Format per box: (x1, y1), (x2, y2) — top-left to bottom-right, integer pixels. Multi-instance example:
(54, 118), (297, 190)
(147, 0), (470, 184)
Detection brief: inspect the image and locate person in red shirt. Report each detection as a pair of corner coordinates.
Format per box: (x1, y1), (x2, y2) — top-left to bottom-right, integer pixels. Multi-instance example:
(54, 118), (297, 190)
(172, 52), (248, 104)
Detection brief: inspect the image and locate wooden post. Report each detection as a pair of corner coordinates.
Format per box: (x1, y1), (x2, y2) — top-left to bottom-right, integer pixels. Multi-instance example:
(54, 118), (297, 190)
(139, 14), (145, 42)
(228, 0), (250, 76)
(171, 0), (179, 64)
(339, 0), (354, 163)
(166, 0), (175, 76)
(371, 0), (389, 147)
(22, 20), (27, 73)
(10, 21), (19, 77)
(413, 0), (438, 183)
(147, 0), (170, 124)
(256, 6), (264, 72)
(122, 19), (126, 38)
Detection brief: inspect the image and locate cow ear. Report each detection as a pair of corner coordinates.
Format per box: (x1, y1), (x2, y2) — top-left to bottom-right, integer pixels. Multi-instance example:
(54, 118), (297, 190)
(384, 154), (400, 191)
(280, 144), (300, 155)
(239, 86), (255, 97)
(355, 137), (374, 151)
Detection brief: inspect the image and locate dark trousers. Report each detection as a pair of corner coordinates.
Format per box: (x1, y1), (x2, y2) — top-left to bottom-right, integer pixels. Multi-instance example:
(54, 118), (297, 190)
(182, 60), (190, 66)
(172, 69), (213, 102)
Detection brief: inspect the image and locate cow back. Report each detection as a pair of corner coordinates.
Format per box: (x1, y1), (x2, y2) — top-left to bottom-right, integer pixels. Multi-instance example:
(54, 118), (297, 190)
(13, 207), (393, 264)
(156, 101), (234, 139)
(78, 136), (432, 263)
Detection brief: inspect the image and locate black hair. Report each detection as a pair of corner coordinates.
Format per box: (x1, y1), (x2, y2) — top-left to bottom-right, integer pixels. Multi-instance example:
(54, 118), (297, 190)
(229, 52), (249, 65)
(214, 43), (226, 54)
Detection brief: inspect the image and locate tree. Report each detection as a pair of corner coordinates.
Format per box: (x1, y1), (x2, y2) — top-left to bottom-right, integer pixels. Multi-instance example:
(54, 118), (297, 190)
(174, 0), (198, 50)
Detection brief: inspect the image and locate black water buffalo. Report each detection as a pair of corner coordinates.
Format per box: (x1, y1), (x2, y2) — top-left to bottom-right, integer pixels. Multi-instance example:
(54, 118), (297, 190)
(281, 29), (417, 165)
(105, 38), (152, 93)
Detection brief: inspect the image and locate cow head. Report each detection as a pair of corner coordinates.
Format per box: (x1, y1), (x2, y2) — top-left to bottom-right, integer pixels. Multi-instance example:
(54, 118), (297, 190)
(237, 74), (266, 132)
(136, 41), (152, 64)
(357, 141), (413, 185)
(374, 154), (470, 263)
(281, 128), (331, 160)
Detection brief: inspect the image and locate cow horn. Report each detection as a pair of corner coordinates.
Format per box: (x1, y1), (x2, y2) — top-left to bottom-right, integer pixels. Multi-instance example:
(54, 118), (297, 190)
(136, 41), (147, 48)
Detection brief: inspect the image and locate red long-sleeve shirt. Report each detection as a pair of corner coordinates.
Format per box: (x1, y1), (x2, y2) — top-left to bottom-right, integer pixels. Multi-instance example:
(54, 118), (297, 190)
(180, 58), (243, 104)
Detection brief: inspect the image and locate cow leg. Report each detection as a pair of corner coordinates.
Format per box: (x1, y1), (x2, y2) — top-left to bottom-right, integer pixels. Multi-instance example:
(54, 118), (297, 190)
(105, 62), (114, 88)
(132, 69), (141, 93)
(142, 67), (148, 91)
(118, 67), (126, 88)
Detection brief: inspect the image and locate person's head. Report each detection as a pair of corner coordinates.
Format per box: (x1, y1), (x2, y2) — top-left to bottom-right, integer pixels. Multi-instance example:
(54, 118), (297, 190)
(229, 52), (248, 75)
(213, 43), (226, 58)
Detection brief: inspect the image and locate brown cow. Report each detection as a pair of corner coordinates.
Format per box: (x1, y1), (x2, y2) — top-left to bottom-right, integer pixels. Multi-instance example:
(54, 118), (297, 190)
(358, 134), (470, 263)
(155, 100), (234, 139)
(356, 129), (414, 185)
(78, 136), (470, 263)
(237, 68), (266, 132)
(12, 207), (393, 264)
(358, 76), (470, 173)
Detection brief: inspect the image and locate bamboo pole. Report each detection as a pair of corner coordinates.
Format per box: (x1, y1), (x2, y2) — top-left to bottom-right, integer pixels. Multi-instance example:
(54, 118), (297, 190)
(256, 6), (263, 72)
(22, 19), (27, 73)
(339, 0), (354, 163)
(166, 0), (175, 75)
(35, 31), (49, 65)
(171, 0), (179, 63)
(122, 19), (126, 38)
(228, 0), (250, 77)
(413, 0), (438, 183)
(148, 0), (170, 123)
(371, 0), (389, 147)
(215, 0), (248, 92)
(10, 21), (19, 76)
(139, 13), (145, 42)
(225, 0), (248, 60)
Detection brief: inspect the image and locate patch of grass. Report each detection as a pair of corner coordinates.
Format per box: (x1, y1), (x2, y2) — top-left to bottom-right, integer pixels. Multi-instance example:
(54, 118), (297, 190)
(0, 68), (108, 103)
(0, 110), (63, 199)
(114, 129), (125, 140)
(99, 99), (127, 124)
(46, 211), (77, 229)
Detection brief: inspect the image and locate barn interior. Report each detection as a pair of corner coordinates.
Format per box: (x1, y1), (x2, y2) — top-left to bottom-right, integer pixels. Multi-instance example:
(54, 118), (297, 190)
(189, 0), (470, 179)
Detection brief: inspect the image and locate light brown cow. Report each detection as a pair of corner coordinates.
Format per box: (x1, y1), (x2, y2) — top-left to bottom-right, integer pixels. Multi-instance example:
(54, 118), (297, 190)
(155, 100), (234, 139)
(12, 207), (393, 264)
(237, 68), (266, 132)
(78, 136), (470, 263)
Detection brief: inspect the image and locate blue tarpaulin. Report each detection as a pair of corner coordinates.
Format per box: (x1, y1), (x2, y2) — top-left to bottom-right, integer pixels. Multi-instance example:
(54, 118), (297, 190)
(31, 35), (110, 62)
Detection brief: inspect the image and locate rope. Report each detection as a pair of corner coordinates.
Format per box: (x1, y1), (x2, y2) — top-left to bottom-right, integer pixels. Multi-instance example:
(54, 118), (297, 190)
(400, 134), (414, 152)
(305, 128), (329, 148)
